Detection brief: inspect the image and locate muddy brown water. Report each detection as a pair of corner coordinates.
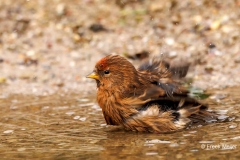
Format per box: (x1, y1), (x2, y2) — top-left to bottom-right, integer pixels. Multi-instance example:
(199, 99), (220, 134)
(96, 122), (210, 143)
(0, 87), (239, 159)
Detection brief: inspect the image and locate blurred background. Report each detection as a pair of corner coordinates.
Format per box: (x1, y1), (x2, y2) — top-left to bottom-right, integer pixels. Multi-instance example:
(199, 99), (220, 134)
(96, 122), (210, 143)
(0, 0), (240, 95)
(1, 1), (240, 159)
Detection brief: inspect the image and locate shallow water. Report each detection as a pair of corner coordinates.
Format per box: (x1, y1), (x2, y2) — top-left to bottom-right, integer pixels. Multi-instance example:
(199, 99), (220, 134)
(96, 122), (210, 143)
(0, 87), (240, 159)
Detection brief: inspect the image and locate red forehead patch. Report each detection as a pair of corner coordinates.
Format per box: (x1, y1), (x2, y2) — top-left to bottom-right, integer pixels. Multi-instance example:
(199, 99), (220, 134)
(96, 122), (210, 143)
(96, 56), (108, 70)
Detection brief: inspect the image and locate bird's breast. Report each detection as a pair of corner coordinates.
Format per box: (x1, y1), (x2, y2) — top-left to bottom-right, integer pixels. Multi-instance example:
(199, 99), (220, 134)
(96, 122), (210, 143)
(97, 90), (132, 125)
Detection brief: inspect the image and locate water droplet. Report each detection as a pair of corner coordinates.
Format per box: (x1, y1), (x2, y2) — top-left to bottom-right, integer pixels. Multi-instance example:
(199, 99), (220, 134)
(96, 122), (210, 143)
(218, 110), (229, 114)
(190, 149), (198, 152)
(169, 143), (179, 147)
(77, 98), (90, 102)
(3, 130), (14, 134)
(73, 116), (80, 120)
(218, 115), (229, 120)
(199, 141), (213, 144)
(231, 136), (240, 140)
(189, 131), (197, 134)
(78, 102), (95, 107)
(229, 125), (237, 129)
(228, 117), (235, 121)
(79, 117), (86, 121)
(66, 111), (75, 116)
(58, 143), (66, 146)
(146, 139), (171, 144)
(146, 152), (158, 156)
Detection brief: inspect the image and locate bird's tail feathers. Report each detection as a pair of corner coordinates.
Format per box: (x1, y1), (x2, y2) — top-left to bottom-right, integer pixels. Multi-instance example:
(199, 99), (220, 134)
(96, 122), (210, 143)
(174, 105), (216, 129)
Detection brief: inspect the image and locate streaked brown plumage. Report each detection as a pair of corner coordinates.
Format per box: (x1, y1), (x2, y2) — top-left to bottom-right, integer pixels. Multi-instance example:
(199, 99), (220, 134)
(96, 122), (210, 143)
(87, 55), (214, 133)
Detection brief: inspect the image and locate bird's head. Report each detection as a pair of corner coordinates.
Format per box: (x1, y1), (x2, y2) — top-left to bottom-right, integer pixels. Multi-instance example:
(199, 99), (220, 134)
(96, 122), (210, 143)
(87, 55), (138, 89)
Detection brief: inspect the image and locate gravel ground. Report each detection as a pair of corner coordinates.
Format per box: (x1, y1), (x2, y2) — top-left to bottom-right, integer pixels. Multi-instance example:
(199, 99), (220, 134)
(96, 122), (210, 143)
(0, 0), (240, 95)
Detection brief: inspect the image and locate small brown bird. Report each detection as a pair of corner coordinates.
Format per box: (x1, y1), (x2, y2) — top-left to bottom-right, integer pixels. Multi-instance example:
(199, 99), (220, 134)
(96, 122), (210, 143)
(87, 55), (214, 133)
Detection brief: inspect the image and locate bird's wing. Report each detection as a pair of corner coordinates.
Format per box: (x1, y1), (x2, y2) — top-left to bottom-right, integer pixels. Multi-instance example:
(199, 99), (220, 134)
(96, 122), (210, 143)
(169, 63), (189, 79)
(122, 87), (214, 133)
(134, 84), (216, 127)
(122, 100), (214, 133)
(138, 59), (190, 79)
(135, 59), (214, 124)
(138, 58), (190, 97)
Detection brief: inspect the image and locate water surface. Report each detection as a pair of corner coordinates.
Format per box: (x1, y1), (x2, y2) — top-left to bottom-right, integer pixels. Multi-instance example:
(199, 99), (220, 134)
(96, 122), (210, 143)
(0, 87), (239, 159)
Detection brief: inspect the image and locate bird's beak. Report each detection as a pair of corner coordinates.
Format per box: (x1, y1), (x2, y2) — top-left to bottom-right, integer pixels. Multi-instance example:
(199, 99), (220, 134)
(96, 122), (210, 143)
(86, 71), (99, 80)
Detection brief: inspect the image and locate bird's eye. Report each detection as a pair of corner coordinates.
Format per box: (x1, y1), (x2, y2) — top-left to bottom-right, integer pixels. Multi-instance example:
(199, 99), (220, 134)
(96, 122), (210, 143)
(104, 70), (110, 74)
